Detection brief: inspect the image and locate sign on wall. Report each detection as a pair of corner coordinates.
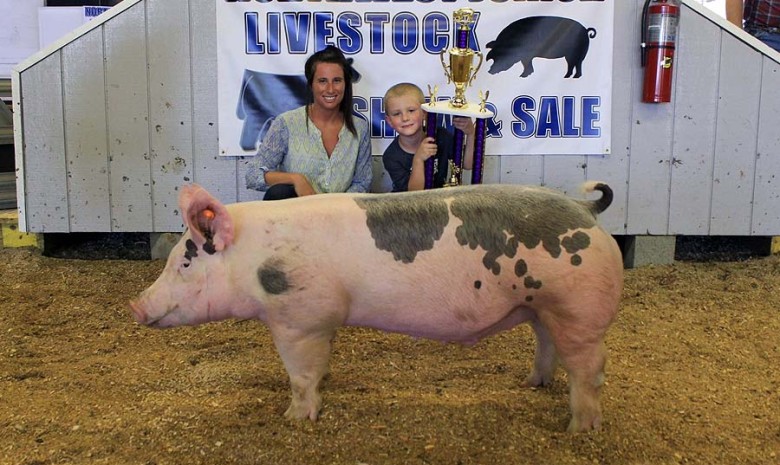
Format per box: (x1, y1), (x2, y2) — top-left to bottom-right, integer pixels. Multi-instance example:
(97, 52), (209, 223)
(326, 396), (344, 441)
(216, 0), (613, 157)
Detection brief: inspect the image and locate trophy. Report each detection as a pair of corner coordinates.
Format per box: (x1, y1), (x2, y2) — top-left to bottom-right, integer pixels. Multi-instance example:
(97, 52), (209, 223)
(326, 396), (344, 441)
(439, 8), (483, 108)
(422, 8), (492, 189)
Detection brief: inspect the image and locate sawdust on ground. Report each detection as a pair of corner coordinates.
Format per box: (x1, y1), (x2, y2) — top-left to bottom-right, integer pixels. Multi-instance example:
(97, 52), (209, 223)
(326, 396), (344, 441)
(0, 246), (778, 465)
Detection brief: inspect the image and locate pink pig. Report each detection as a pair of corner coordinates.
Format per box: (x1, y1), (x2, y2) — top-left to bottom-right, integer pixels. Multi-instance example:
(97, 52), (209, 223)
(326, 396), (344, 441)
(130, 182), (623, 432)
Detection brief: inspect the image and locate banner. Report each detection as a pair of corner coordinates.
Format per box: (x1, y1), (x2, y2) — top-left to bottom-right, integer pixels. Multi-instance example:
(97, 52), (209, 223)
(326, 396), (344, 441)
(216, 1), (613, 157)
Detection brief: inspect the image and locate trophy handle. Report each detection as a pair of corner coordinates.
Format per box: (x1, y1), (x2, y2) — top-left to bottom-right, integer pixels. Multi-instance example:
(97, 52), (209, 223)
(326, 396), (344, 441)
(469, 51), (484, 86)
(439, 50), (452, 84)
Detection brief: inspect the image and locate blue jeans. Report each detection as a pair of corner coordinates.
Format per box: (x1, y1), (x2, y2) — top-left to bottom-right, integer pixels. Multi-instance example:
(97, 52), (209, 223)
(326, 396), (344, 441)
(749, 29), (780, 53)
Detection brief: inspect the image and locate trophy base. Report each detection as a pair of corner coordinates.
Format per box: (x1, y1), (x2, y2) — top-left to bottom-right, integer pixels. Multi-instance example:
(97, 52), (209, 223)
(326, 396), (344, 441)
(448, 97), (467, 108)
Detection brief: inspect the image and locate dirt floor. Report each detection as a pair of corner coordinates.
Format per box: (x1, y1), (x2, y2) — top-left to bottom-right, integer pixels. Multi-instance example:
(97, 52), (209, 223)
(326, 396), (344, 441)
(0, 243), (778, 465)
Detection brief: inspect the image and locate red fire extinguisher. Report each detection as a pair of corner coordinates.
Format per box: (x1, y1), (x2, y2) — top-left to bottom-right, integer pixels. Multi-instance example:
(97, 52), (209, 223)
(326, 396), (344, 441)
(641, 0), (680, 103)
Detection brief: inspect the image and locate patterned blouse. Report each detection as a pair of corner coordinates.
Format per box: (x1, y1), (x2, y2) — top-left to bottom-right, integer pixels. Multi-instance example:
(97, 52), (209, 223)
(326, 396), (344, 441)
(245, 106), (372, 194)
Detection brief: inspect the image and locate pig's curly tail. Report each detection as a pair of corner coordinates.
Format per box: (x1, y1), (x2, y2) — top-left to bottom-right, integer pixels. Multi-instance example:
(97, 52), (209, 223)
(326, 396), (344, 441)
(580, 181), (613, 216)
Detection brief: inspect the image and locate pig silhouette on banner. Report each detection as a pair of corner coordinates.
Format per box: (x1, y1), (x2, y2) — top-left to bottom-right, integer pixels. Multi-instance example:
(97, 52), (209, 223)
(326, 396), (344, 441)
(486, 16), (597, 79)
(235, 59), (362, 151)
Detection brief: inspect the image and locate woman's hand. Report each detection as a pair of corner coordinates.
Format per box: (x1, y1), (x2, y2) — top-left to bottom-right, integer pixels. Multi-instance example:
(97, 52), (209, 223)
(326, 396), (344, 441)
(292, 173), (317, 197)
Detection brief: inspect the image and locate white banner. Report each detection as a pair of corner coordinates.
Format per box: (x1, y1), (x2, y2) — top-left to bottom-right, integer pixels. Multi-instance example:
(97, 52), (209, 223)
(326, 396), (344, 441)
(216, 0), (613, 157)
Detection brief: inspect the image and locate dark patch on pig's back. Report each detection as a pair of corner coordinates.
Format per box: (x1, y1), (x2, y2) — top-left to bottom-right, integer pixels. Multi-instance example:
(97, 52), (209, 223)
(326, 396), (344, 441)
(449, 186), (597, 274)
(354, 195), (450, 263)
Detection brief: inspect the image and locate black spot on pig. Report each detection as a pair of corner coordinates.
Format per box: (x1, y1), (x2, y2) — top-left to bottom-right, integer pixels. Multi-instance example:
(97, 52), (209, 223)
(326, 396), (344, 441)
(562, 231), (591, 254)
(474, 280), (482, 290)
(515, 259), (528, 277)
(184, 239), (198, 261)
(486, 16), (596, 78)
(524, 276), (543, 290)
(354, 195), (450, 263)
(571, 254), (582, 266)
(258, 259), (289, 295)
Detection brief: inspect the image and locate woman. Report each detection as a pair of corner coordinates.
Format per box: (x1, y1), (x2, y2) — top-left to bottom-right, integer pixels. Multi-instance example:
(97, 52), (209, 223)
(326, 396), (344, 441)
(246, 46), (372, 200)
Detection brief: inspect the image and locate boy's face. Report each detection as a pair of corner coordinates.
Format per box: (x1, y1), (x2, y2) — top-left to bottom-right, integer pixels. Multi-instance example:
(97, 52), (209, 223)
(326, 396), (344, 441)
(384, 94), (425, 137)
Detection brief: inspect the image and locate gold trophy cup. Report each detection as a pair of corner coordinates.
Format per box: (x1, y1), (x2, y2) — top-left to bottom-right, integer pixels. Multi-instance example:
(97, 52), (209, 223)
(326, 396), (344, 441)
(439, 8), (483, 108)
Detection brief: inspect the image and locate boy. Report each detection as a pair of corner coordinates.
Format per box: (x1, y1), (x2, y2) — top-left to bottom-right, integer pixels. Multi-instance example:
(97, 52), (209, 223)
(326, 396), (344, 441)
(382, 83), (476, 192)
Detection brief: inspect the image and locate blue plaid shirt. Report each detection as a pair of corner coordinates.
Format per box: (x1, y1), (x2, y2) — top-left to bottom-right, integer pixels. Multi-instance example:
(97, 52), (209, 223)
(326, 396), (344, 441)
(246, 106), (372, 194)
(745, 0), (780, 28)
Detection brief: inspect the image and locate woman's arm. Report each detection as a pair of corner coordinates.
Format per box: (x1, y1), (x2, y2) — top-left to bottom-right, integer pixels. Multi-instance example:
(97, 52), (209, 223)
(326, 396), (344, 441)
(346, 122), (374, 193)
(245, 117), (289, 191)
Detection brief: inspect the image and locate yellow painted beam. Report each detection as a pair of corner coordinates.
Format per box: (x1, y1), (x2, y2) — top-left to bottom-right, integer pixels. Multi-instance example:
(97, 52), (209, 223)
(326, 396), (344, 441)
(0, 210), (41, 249)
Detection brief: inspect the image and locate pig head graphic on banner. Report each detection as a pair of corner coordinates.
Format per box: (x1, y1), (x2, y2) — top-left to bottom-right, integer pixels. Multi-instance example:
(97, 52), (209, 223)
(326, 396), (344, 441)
(486, 16), (597, 79)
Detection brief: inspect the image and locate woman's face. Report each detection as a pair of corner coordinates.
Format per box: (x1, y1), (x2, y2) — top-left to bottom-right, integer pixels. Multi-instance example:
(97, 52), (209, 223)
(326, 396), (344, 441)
(310, 62), (346, 112)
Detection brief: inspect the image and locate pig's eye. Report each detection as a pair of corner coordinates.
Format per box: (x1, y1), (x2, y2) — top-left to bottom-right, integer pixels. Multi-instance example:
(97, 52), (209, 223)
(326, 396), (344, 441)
(182, 262), (190, 269)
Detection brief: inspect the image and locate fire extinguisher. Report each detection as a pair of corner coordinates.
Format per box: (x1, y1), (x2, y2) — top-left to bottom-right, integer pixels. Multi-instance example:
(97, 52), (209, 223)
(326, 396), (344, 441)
(641, 0), (680, 103)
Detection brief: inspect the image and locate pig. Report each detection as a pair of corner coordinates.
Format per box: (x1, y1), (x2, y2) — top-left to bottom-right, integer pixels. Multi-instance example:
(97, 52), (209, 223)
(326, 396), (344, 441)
(130, 182), (623, 432)
(486, 16), (597, 78)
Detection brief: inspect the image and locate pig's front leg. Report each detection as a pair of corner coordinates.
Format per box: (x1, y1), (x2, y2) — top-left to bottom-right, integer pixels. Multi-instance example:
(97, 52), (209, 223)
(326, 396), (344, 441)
(270, 326), (336, 421)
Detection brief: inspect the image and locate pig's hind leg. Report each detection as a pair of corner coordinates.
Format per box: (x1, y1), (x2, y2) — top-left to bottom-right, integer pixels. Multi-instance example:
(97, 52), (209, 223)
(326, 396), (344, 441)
(522, 318), (558, 388)
(270, 325), (337, 421)
(542, 315), (608, 433)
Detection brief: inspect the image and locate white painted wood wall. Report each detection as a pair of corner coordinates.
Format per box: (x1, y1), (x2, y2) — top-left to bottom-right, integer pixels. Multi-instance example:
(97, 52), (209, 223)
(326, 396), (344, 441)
(12, 0), (780, 236)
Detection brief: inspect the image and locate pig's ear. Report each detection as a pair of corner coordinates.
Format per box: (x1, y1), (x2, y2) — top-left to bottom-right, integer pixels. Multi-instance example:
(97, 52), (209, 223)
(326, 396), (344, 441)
(179, 184), (234, 253)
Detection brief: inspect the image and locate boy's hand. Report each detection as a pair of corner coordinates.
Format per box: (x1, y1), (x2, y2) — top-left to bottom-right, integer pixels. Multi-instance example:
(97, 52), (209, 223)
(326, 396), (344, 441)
(413, 137), (438, 162)
(452, 116), (475, 136)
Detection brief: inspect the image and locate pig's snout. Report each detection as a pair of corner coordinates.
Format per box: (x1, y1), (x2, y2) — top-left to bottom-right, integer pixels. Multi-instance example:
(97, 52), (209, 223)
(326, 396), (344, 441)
(129, 299), (149, 325)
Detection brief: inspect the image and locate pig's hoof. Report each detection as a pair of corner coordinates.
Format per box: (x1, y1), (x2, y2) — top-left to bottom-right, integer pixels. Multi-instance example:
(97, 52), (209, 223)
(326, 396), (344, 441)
(284, 402), (320, 421)
(521, 373), (554, 388)
(566, 414), (602, 433)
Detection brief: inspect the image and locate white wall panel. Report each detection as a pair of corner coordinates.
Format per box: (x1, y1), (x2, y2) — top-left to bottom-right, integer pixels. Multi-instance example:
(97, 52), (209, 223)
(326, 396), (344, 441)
(668, 9), (720, 234)
(147, 0), (193, 231)
(500, 156), (543, 186)
(190, 0), (239, 205)
(13, 0), (780, 237)
(62, 28), (110, 232)
(19, 55), (69, 232)
(105, 2), (153, 232)
(587, 0), (634, 234)
(751, 57), (780, 234)
(710, 34), (761, 235)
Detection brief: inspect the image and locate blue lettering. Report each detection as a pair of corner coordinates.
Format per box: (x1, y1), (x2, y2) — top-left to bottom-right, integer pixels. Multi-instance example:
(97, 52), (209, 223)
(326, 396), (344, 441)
(393, 13), (418, 54)
(511, 96), (536, 139)
(483, 102), (503, 138)
(336, 12), (362, 53)
(284, 12), (311, 54)
(267, 12), (281, 54)
(353, 97), (369, 128)
(562, 96), (578, 137)
(422, 12), (449, 53)
(370, 97), (392, 138)
(582, 97), (600, 137)
(365, 13), (390, 53)
(537, 97), (561, 138)
(314, 12), (334, 51)
(245, 13), (264, 54)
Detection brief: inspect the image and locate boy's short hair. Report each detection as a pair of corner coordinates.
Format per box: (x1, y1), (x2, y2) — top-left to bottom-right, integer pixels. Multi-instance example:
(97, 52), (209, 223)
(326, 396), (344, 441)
(383, 82), (425, 106)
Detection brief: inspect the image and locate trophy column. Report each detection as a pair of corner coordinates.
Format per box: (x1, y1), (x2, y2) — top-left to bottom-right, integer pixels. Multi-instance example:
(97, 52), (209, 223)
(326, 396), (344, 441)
(422, 8), (492, 189)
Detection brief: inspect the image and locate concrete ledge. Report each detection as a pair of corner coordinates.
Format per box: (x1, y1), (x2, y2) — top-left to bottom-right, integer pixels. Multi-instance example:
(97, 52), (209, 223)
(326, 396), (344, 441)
(622, 235), (676, 269)
(150, 232), (180, 260)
